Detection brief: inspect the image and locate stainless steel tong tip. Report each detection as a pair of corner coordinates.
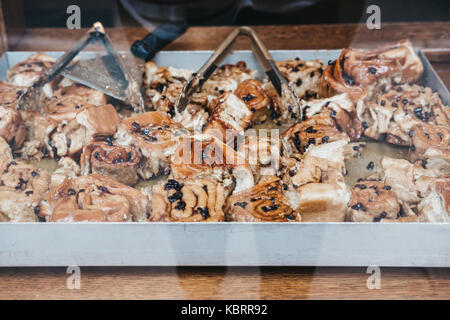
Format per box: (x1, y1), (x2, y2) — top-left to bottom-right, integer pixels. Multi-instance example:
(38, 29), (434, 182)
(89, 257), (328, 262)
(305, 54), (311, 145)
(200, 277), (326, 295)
(17, 21), (144, 114)
(175, 26), (302, 118)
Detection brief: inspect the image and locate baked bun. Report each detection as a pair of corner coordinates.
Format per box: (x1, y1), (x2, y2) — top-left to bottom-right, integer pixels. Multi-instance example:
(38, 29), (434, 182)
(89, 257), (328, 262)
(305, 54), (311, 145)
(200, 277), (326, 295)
(80, 141), (141, 186)
(151, 178), (225, 222)
(225, 176), (299, 222)
(41, 174), (150, 222)
(320, 40), (423, 102)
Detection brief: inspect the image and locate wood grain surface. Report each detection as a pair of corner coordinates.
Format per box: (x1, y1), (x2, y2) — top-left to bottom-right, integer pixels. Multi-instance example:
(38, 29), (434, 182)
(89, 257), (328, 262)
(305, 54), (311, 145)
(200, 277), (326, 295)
(0, 267), (449, 300)
(1, 23), (450, 300)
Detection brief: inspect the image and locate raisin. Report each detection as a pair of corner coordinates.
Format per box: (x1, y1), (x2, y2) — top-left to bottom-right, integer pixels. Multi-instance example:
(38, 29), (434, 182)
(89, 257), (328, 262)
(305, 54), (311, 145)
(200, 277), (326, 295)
(175, 201), (186, 211)
(198, 207), (210, 219)
(164, 179), (183, 191)
(234, 202), (247, 208)
(168, 191), (183, 203)
(351, 203), (365, 211)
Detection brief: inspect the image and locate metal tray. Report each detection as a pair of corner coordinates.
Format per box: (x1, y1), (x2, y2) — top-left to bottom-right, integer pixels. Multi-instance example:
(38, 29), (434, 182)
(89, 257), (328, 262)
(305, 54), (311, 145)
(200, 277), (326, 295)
(0, 50), (448, 267)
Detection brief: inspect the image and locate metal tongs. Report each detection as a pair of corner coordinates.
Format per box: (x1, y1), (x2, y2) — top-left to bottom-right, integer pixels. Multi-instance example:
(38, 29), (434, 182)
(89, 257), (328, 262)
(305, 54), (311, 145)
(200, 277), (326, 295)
(176, 26), (302, 119)
(18, 22), (144, 113)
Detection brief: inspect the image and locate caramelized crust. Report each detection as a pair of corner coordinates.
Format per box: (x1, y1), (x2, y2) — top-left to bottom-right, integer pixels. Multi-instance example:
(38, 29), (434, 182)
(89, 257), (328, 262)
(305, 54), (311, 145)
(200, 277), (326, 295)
(170, 134), (254, 194)
(151, 178), (225, 222)
(80, 141), (141, 186)
(282, 114), (347, 154)
(115, 111), (188, 179)
(41, 174), (149, 222)
(49, 82), (106, 106)
(6, 53), (56, 87)
(320, 40), (423, 102)
(225, 176), (299, 222)
(234, 79), (270, 123)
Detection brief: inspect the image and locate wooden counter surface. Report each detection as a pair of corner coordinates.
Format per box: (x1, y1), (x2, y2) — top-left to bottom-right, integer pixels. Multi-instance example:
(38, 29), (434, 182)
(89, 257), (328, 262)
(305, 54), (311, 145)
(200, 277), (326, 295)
(1, 23), (449, 300)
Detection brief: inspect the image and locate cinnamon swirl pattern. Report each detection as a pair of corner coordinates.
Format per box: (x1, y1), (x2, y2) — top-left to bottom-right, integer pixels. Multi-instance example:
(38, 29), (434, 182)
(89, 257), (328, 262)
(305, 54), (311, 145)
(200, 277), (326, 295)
(80, 141), (141, 186)
(282, 114), (347, 154)
(225, 176), (299, 222)
(320, 40), (423, 102)
(234, 79), (270, 123)
(43, 96), (93, 122)
(48, 82), (106, 106)
(40, 174), (150, 222)
(115, 112), (188, 179)
(6, 53), (56, 87)
(0, 41), (447, 224)
(170, 134), (254, 194)
(151, 178), (225, 222)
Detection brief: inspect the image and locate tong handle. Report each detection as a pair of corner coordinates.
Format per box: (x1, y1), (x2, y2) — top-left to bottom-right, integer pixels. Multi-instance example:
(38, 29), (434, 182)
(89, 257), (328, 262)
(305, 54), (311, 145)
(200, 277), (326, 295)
(195, 26), (286, 94)
(196, 28), (241, 78)
(240, 26), (286, 95)
(131, 23), (188, 61)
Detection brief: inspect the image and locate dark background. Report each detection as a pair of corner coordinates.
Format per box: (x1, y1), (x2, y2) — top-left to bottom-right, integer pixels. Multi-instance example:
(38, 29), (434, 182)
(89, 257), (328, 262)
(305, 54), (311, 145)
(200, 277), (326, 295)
(12, 0), (450, 28)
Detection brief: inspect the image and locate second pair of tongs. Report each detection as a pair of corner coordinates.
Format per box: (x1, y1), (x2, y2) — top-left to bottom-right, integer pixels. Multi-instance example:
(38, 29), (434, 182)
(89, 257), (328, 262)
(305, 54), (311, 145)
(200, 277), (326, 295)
(175, 26), (302, 119)
(17, 22), (144, 113)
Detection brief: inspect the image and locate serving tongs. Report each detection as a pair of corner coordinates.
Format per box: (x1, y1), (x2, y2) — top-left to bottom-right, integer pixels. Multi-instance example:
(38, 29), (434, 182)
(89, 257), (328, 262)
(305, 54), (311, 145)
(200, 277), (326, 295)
(175, 26), (302, 119)
(17, 22), (144, 113)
